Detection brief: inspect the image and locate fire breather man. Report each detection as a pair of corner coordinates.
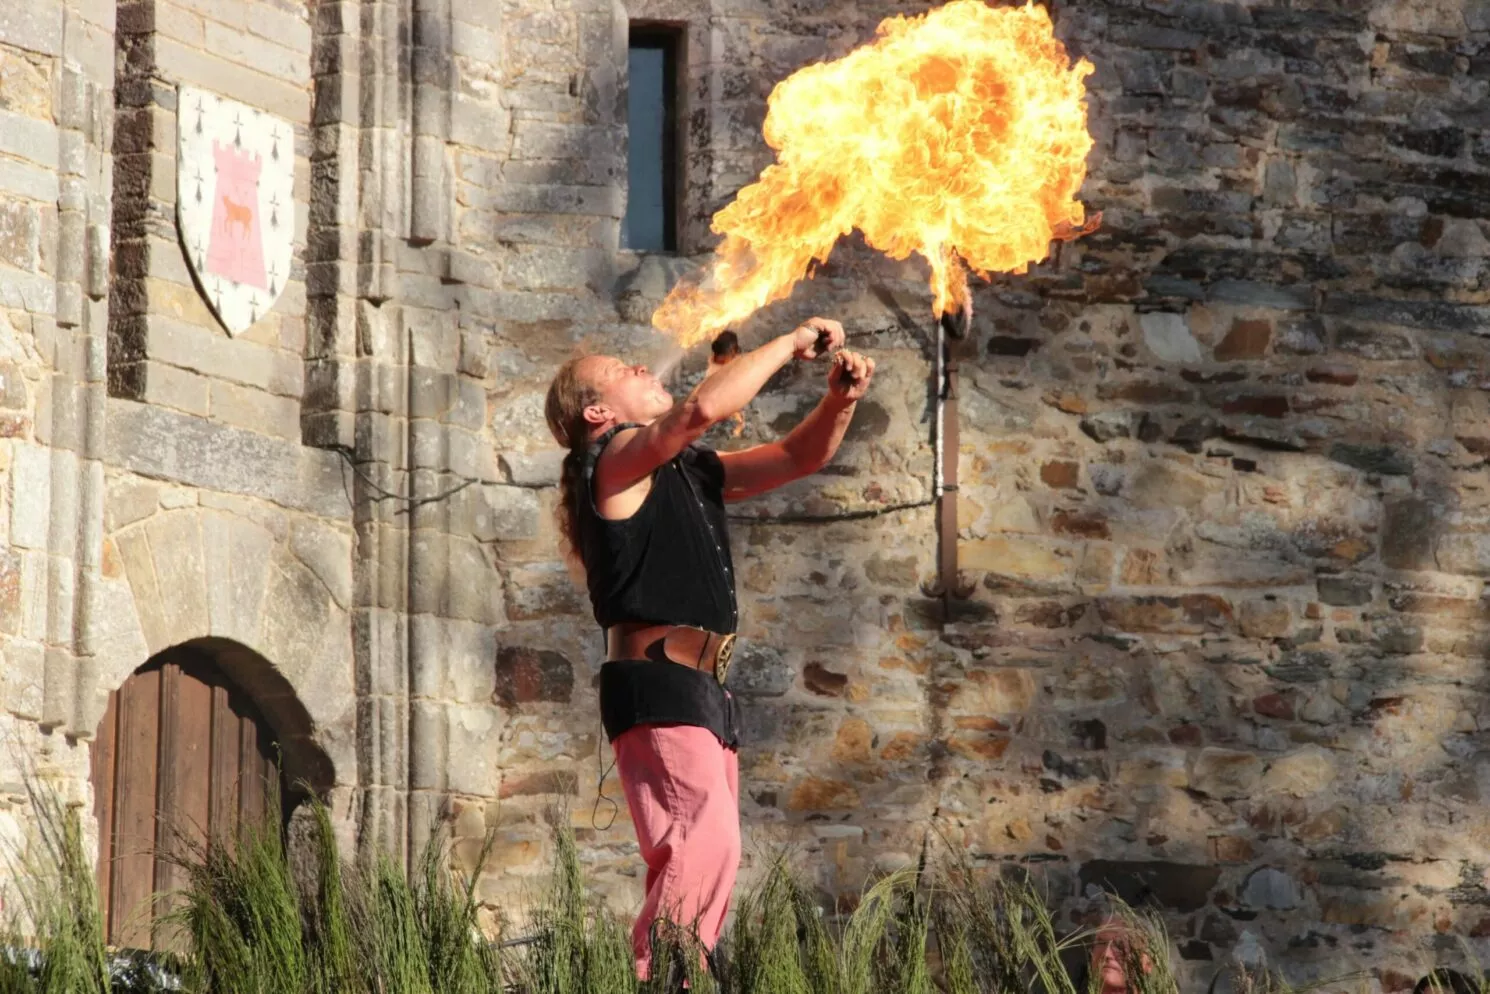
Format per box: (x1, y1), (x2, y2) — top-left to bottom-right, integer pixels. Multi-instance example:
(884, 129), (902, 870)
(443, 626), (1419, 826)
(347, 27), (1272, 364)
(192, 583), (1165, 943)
(543, 318), (875, 980)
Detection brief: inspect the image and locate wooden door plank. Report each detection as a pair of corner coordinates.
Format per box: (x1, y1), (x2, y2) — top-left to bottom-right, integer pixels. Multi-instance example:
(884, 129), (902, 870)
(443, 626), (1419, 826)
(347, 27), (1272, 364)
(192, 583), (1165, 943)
(208, 683), (240, 848)
(153, 661), (212, 951)
(91, 690), (119, 928)
(110, 665), (161, 950)
(238, 716), (264, 827)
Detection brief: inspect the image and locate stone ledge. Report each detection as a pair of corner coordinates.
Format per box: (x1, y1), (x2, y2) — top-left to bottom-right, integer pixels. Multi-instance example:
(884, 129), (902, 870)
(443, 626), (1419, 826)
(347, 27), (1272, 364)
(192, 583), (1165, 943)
(104, 399), (347, 519)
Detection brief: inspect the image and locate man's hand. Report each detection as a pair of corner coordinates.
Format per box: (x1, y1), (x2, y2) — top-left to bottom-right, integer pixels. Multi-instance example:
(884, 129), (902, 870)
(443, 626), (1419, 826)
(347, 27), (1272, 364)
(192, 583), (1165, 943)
(791, 317), (845, 360)
(828, 350), (874, 402)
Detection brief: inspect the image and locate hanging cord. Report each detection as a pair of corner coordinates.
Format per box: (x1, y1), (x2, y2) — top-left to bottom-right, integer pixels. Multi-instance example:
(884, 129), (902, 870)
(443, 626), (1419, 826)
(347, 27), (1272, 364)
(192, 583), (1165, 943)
(592, 726), (620, 831)
(329, 443), (477, 514)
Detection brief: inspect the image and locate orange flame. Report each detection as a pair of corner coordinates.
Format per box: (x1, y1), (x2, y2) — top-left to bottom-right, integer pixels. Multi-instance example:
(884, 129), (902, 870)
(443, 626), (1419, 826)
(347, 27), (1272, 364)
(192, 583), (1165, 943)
(652, 0), (1100, 347)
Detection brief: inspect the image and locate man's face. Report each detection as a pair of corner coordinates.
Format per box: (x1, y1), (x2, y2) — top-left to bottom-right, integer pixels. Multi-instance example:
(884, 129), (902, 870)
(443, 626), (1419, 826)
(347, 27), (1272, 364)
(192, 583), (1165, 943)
(577, 355), (674, 428)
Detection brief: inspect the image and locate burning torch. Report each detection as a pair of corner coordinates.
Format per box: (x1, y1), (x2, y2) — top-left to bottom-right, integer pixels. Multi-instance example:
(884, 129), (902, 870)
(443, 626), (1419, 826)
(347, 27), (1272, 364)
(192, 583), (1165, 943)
(653, 0), (1101, 610)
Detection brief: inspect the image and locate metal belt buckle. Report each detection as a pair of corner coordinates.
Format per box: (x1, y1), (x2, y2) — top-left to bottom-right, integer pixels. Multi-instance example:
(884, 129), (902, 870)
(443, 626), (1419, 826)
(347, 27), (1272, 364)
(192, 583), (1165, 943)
(714, 633), (737, 685)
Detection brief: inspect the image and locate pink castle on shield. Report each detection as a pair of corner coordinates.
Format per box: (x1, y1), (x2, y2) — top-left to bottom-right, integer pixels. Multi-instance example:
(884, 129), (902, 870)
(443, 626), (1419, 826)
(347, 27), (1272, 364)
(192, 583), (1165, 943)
(206, 140), (268, 290)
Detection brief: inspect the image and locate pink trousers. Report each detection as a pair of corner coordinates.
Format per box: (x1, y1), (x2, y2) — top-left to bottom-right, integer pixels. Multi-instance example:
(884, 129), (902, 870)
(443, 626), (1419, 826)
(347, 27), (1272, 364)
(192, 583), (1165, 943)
(613, 723), (741, 980)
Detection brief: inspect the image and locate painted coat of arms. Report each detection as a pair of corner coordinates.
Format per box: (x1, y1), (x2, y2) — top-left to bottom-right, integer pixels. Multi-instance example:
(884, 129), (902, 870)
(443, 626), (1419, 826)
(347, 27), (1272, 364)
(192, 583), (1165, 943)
(177, 86), (294, 336)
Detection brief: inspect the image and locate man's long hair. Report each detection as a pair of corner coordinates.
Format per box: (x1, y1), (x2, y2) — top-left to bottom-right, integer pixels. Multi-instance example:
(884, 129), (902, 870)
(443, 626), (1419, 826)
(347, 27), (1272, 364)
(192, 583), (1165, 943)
(544, 357), (599, 579)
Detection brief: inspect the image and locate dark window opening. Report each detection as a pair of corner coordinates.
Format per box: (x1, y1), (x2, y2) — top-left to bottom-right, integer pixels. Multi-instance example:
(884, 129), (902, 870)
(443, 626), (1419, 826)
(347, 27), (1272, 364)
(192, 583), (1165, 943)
(623, 25), (683, 253)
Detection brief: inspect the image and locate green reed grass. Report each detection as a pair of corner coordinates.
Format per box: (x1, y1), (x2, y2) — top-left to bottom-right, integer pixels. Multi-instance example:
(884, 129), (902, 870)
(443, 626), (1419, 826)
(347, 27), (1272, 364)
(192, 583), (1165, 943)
(7, 774), (1439, 994)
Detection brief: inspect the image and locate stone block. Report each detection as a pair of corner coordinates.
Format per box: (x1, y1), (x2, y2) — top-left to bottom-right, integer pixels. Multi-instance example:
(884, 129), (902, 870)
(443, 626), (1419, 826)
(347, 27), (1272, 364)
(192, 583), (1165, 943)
(10, 442), (49, 549)
(804, 662), (848, 697)
(503, 562), (583, 620)
(1214, 319), (1273, 360)
(1191, 748), (1263, 799)
(0, 4), (63, 56)
(0, 547), (21, 636)
(494, 646), (573, 708)
(1329, 444), (1412, 477)
(105, 400), (345, 519)
(0, 267), (55, 313)
(210, 381), (300, 439)
(1240, 866), (1304, 910)
(289, 519), (351, 612)
(1239, 599), (1291, 639)
(0, 197), (38, 270)
(962, 537), (1071, 579)
(1432, 532), (1490, 577)
(1381, 497), (1442, 571)
(260, 557), (334, 679)
(0, 48), (52, 121)
(1140, 312), (1203, 364)
(1078, 860), (1219, 913)
(498, 451), (563, 488)
(115, 525), (166, 652)
(432, 618), (498, 703)
(446, 539), (501, 625)
(499, 769), (577, 799)
(145, 511), (208, 645)
(199, 511), (270, 646)
(154, 37), (308, 123)
(148, 315), (279, 393)
(0, 157), (58, 205)
(727, 641), (792, 697)
(203, 20), (309, 81)
(1116, 749), (1189, 787)
(949, 668), (1037, 714)
(1262, 747), (1335, 798)
(788, 776), (859, 812)
(1097, 595), (1233, 635)
(450, 95), (513, 151)
(1, 638), (43, 719)
(141, 361), (211, 416)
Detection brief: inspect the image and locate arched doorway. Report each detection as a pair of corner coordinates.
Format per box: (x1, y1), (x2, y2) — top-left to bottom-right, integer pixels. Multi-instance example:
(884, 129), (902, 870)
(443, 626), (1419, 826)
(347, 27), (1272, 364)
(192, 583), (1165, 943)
(90, 641), (315, 950)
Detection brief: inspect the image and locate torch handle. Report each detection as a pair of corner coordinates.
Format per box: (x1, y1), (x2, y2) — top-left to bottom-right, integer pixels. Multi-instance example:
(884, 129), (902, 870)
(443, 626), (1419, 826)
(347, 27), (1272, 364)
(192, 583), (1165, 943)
(815, 329), (859, 387)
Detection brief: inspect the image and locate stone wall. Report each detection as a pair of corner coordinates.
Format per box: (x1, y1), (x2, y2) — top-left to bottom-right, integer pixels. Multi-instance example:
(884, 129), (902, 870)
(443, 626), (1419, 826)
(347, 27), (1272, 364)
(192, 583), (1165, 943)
(474, 0), (1490, 987)
(3, 0), (1490, 986)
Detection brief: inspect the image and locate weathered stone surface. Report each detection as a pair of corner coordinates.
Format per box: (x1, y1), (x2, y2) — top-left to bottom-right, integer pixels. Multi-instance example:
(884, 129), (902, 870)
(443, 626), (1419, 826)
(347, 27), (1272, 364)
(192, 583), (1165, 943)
(494, 646), (573, 707)
(9, 442), (49, 550)
(289, 520), (353, 611)
(1214, 318), (1272, 360)
(104, 401), (346, 519)
(1242, 867), (1304, 910)
(1192, 748), (1264, 798)
(1381, 497), (1442, 571)
(1140, 312), (1203, 363)
(1329, 444), (1413, 477)
(1318, 576), (1372, 606)
(728, 642), (793, 697)
(1079, 861), (1220, 913)
(1262, 747), (1336, 798)
(787, 777), (859, 812)
(1097, 594), (1233, 634)
(145, 512), (209, 646)
(201, 510), (272, 646)
(803, 662), (848, 697)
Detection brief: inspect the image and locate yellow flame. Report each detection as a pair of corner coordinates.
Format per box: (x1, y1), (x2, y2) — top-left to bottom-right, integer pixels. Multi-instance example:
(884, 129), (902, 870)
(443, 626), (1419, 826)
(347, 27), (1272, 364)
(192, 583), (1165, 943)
(652, 0), (1100, 347)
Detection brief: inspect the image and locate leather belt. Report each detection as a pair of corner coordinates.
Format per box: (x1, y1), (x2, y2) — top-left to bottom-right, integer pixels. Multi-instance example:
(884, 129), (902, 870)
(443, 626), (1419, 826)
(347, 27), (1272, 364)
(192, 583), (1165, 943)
(607, 623), (738, 685)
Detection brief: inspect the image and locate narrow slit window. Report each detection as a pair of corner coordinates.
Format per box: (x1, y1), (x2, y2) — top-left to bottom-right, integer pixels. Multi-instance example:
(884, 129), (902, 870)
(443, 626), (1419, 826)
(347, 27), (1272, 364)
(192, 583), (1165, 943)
(623, 25), (682, 253)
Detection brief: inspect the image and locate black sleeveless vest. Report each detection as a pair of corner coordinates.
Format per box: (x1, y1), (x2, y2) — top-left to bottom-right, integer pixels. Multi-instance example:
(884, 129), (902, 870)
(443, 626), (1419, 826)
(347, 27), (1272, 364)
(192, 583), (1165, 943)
(578, 425), (741, 747)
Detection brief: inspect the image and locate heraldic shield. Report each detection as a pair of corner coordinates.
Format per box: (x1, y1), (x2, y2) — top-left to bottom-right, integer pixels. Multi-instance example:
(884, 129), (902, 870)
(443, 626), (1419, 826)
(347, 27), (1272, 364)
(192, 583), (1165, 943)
(177, 86), (295, 336)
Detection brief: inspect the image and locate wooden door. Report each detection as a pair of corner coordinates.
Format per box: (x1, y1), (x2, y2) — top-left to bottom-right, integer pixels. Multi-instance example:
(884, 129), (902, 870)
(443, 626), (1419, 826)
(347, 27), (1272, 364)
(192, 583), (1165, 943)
(90, 646), (285, 950)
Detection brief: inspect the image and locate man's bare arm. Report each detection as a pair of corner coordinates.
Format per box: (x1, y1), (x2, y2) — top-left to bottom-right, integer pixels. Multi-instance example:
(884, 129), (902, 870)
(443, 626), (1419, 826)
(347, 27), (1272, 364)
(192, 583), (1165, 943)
(594, 319), (845, 500)
(719, 351), (875, 501)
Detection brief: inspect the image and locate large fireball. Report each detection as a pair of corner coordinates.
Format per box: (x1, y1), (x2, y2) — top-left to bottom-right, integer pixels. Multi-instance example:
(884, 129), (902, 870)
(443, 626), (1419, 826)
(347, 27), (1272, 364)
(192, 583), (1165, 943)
(652, 0), (1100, 347)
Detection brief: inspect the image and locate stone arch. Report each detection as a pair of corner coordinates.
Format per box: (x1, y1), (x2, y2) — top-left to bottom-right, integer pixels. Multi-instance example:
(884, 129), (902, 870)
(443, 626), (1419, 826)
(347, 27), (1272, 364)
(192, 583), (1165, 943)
(90, 504), (356, 791)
